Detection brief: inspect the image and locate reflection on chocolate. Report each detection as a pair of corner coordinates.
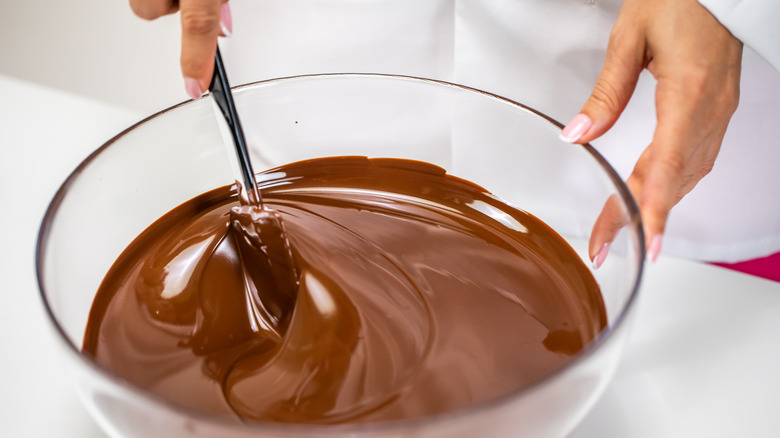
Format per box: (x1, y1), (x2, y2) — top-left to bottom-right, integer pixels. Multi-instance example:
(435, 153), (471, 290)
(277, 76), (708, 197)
(83, 156), (606, 424)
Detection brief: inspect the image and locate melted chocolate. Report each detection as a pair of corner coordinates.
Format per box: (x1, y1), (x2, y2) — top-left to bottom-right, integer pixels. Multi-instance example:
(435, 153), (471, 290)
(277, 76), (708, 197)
(83, 156), (606, 424)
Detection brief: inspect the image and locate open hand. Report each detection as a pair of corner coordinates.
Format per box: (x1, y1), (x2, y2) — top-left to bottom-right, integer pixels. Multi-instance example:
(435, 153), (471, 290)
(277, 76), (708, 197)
(559, 0), (743, 265)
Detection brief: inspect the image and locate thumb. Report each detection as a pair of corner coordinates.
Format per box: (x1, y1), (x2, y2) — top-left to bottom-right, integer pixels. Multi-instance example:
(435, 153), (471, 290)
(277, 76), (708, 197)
(180, 0), (226, 99)
(560, 29), (646, 144)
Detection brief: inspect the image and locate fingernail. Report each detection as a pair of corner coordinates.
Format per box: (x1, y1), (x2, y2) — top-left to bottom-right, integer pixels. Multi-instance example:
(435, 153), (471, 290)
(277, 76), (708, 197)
(647, 234), (663, 263)
(220, 3), (233, 37)
(593, 242), (610, 269)
(184, 77), (203, 100)
(559, 114), (592, 143)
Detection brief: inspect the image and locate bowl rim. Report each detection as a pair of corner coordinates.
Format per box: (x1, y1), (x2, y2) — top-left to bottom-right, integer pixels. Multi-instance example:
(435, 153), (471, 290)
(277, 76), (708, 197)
(35, 72), (645, 435)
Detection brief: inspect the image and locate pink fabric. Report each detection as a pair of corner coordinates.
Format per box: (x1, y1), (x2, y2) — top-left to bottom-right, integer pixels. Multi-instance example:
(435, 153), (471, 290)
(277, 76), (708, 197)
(712, 251), (780, 283)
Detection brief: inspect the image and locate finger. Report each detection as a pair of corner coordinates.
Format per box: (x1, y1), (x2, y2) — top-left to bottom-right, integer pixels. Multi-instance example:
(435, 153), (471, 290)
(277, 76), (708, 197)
(560, 22), (646, 144)
(587, 149), (648, 267)
(129, 0), (179, 20)
(180, 0), (225, 98)
(588, 194), (626, 268)
(636, 99), (691, 263)
(218, 2), (232, 37)
(639, 69), (729, 259)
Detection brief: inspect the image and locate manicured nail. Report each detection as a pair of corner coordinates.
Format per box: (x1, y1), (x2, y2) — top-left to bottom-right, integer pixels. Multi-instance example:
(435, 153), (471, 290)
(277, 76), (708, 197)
(220, 3), (233, 37)
(593, 242), (610, 269)
(647, 234), (663, 263)
(184, 77), (203, 100)
(559, 114), (592, 143)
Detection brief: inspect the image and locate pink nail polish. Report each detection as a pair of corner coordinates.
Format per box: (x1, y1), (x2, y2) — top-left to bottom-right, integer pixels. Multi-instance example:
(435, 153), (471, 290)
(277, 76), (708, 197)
(559, 113), (592, 143)
(593, 242), (610, 269)
(220, 3), (233, 37)
(647, 234), (663, 263)
(184, 77), (203, 100)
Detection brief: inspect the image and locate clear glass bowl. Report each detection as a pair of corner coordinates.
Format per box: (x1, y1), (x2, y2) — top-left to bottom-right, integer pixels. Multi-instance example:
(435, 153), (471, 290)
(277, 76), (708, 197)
(36, 74), (644, 438)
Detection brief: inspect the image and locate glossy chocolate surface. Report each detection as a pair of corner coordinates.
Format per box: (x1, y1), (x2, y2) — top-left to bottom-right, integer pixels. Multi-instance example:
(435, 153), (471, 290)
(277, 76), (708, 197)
(83, 157), (605, 424)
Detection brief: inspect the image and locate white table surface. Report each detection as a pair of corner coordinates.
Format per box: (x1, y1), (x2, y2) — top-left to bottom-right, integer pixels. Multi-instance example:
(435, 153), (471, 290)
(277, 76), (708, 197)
(1, 74), (778, 437)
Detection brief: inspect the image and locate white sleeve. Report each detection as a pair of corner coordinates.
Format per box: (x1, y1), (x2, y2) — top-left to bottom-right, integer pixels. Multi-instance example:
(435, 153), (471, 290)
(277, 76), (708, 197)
(698, 0), (780, 71)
